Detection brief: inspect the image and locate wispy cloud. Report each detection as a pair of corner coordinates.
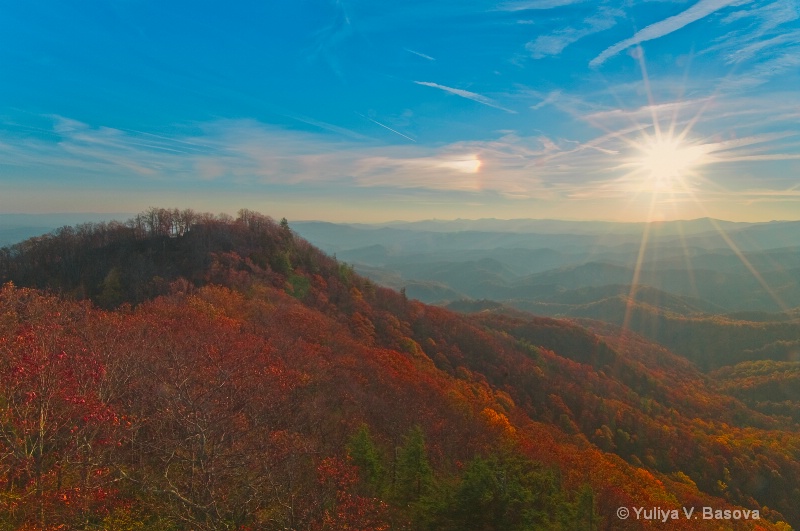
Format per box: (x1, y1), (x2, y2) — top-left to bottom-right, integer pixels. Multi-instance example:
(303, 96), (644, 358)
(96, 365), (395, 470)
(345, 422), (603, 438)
(720, 49), (800, 89)
(722, 30), (800, 64)
(2, 103), (799, 215)
(404, 48), (436, 61)
(590, 0), (743, 68)
(530, 90), (562, 110)
(527, 7), (623, 58)
(0, 116), (632, 200)
(696, 0), (800, 89)
(722, 0), (799, 32)
(414, 81), (517, 113)
(308, 0), (354, 79)
(0, 117), (494, 193)
(708, 0), (800, 68)
(584, 98), (713, 126)
(284, 112), (370, 141)
(2, 117), (208, 178)
(498, 0), (588, 11)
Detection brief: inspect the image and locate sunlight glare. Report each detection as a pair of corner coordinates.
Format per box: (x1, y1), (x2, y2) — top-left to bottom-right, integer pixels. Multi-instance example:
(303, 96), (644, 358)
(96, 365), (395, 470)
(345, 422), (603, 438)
(612, 57), (791, 331)
(439, 154), (482, 173)
(634, 135), (707, 192)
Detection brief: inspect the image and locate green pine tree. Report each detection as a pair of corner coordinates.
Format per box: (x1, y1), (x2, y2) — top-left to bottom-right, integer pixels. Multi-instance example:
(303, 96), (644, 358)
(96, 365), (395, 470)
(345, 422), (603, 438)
(347, 424), (384, 496)
(394, 426), (433, 505)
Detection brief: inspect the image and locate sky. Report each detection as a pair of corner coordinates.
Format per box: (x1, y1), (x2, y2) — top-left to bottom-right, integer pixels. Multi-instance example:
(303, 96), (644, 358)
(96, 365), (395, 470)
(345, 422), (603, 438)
(1, 0), (800, 222)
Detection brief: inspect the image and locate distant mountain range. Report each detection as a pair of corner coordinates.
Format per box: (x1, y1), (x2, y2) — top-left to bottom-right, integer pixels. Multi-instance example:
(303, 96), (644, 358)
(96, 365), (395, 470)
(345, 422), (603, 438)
(292, 218), (800, 371)
(0, 213), (134, 247)
(292, 218), (800, 311)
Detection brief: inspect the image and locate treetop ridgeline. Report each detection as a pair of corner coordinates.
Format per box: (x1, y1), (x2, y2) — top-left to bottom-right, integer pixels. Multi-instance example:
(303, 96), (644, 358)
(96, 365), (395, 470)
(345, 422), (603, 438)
(0, 208), (309, 308)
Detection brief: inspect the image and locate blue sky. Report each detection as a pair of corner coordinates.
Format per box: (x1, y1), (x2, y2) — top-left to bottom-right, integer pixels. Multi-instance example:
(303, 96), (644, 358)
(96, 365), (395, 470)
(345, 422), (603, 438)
(2, 0), (799, 222)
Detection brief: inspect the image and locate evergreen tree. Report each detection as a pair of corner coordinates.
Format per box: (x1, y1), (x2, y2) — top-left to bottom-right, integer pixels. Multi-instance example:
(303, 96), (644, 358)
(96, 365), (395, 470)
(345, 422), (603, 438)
(347, 423), (384, 496)
(394, 426), (433, 505)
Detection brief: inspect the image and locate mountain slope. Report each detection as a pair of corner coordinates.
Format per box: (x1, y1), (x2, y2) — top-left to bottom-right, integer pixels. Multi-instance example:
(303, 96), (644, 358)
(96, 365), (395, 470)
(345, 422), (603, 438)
(0, 208), (797, 530)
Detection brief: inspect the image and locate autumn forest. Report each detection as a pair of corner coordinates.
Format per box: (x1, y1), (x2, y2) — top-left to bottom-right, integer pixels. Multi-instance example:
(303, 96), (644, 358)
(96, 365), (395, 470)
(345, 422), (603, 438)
(0, 208), (798, 530)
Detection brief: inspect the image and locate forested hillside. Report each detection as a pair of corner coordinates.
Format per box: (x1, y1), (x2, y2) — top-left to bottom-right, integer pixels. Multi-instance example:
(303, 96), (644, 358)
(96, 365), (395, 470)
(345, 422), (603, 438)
(293, 219), (800, 372)
(0, 209), (796, 530)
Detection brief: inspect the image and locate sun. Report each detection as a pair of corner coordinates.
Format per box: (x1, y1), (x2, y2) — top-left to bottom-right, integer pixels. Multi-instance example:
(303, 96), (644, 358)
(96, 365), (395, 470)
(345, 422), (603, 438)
(633, 134), (707, 192)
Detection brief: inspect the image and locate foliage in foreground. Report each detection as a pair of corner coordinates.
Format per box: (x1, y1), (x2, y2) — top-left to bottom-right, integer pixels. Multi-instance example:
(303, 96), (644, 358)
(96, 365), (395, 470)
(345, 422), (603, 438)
(0, 209), (796, 529)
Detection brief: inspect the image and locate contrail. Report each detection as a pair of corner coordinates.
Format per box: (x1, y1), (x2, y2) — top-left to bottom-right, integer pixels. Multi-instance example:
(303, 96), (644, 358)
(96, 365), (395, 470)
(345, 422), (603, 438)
(356, 113), (416, 142)
(405, 48), (436, 61)
(414, 81), (517, 114)
(590, 0), (742, 67)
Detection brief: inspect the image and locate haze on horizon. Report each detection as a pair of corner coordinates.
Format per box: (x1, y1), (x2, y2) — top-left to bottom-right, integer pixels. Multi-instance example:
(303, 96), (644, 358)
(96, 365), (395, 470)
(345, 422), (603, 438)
(2, 1), (799, 223)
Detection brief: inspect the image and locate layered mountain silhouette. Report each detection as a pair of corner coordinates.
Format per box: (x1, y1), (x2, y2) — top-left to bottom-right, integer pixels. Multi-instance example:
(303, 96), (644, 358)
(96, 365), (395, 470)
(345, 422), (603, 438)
(295, 218), (800, 372)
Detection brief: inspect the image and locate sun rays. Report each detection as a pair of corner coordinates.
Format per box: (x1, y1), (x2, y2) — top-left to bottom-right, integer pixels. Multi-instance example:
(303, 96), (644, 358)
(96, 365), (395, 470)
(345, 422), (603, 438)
(630, 134), (709, 193)
(597, 52), (796, 329)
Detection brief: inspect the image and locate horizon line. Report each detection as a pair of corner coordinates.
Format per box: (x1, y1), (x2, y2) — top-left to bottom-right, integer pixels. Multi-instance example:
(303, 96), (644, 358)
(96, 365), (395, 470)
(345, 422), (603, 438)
(1, 212), (797, 226)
